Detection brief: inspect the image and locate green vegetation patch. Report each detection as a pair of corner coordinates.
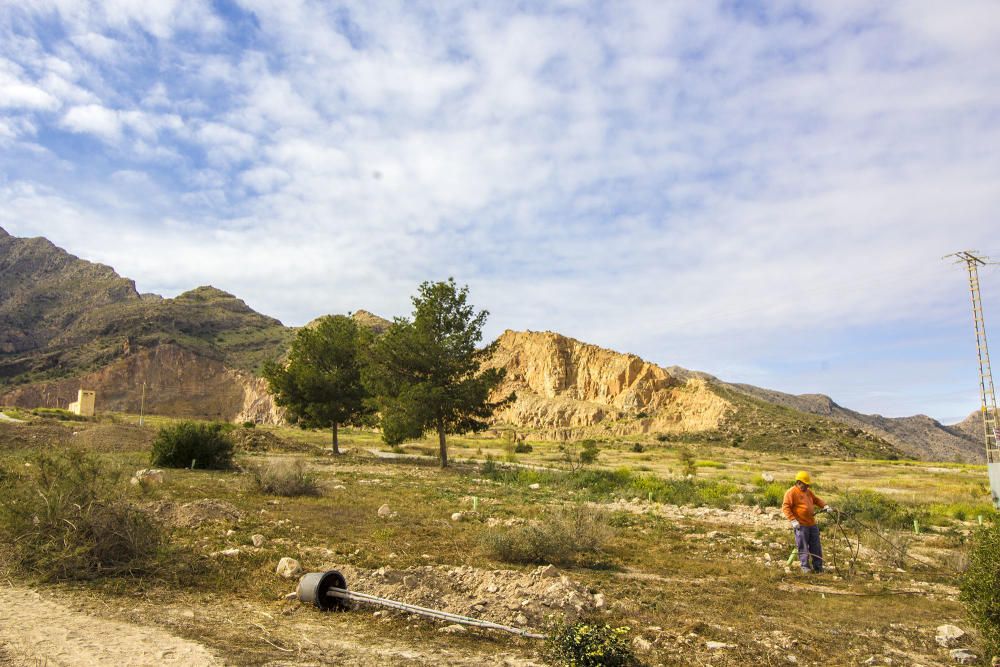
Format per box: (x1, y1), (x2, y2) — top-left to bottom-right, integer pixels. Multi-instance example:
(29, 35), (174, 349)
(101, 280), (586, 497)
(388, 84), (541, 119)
(151, 421), (234, 469)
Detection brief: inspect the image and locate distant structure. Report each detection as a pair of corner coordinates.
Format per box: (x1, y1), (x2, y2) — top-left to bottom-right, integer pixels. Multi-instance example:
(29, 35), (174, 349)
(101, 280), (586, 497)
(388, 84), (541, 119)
(68, 389), (96, 417)
(949, 251), (1000, 509)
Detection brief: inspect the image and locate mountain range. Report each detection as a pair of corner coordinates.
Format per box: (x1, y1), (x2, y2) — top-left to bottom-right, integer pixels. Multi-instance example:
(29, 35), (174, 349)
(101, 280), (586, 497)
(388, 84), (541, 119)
(0, 226), (985, 462)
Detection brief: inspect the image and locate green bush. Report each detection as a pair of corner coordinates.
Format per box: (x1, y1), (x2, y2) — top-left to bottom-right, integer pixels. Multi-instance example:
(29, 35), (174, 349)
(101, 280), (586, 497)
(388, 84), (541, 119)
(483, 507), (611, 566)
(0, 449), (163, 581)
(631, 443), (645, 453)
(242, 421), (256, 429)
(960, 521), (1000, 660)
(838, 489), (926, 530)
(514, 441), (533, 453)
(151, 421), (234, 469)
(246, 459), (321, 496)
(31, 407), (88, 421)
(546, 620), (639, 667)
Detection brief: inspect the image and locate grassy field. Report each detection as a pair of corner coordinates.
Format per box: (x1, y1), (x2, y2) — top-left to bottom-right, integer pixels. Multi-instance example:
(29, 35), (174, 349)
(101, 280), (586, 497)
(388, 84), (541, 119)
(0, 409), (995, 665)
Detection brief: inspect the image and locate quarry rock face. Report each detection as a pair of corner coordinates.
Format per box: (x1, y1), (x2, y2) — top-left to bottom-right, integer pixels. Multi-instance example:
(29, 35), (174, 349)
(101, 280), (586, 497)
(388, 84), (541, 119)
(0, 343), (279, 423)
(484, 330), (732, 438)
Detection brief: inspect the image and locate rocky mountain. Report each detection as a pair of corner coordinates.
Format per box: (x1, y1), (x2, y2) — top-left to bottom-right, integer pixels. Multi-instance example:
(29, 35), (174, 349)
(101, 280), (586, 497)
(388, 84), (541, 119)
(0, 226), (984, 461)
(724, 384), (983, 462)
(485, 330), (731, 440)
(0, 227), (290, 422)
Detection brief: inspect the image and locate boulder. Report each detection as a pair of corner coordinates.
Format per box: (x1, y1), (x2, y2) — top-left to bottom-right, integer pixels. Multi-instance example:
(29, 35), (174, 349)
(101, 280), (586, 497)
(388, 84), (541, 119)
(130, 469), (165, 485)
(276, 557), (303, 579)
(439, 624), (467, 634)
(251, 534), (265, 547)
(936, 625), (967, 648)
(451, 512), (463, 521)
(950, 649), (977, 665)
(378, 504), (393, 518)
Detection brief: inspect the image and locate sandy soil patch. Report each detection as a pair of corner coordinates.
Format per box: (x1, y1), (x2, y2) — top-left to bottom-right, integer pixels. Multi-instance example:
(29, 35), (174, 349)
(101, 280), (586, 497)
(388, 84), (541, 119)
(0, 585), (219, 666)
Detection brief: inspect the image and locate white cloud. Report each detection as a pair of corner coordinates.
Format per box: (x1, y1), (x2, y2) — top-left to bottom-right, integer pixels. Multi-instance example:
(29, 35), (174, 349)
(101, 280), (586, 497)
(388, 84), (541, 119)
(2, 1), (1000, 419)
(59, 103), (121, 140)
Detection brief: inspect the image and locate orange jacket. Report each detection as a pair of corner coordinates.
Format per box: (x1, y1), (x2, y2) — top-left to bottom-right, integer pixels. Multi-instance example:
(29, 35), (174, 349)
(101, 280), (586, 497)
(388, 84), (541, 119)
(782, 485), (826, 527)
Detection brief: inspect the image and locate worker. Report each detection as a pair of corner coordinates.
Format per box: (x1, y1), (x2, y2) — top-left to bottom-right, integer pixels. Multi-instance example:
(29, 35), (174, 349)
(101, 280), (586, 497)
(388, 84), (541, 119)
(782, 471), (834, 573)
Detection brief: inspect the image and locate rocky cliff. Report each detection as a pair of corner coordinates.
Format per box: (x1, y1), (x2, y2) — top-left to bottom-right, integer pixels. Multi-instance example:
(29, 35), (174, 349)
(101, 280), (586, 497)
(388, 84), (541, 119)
(0, 343), (280, 423)
(485, 330), (732, 439)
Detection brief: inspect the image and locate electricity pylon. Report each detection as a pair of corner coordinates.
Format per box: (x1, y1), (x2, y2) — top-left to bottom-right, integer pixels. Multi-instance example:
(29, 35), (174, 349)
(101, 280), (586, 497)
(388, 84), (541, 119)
(948, 251), (1000, 509)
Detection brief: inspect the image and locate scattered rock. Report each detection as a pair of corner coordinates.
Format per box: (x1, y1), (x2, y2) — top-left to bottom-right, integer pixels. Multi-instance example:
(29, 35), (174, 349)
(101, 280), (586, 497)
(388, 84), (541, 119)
(251, 534), (266, 547)
(593, 593), (605, 609)
(950, 649), (977, 665)
(378, 504), (394, 518)
(936, 625), (967, 648)
(212, 548), (241, 557)
(451, 512), (463, 521)
(439, 624), (467, 634)
(181, 609), (195, 619)
(706, 641), (734, 650)
(130, 469), (164, 486)
(528, 483), (541, 490)
(761, 472), (775, 482)
(276, 557), (303, 579)
(786, 656), (798, 664)
(515, 613), (528, 626)
(538, 565), (559, 578)
(633, 637), (652, 652)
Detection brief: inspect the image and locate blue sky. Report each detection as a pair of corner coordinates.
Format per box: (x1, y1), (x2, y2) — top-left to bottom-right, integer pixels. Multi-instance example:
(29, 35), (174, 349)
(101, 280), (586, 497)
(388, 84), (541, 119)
(1, 1), (999, 423)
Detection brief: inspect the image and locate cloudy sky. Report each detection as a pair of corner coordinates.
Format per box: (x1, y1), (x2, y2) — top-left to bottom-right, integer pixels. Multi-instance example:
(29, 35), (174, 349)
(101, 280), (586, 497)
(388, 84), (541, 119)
(1, 1), (998, 423)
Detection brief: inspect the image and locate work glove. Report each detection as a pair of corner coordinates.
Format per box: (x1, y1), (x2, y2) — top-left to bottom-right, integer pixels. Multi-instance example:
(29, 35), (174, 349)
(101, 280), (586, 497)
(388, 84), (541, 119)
(790, 520), (800, 529)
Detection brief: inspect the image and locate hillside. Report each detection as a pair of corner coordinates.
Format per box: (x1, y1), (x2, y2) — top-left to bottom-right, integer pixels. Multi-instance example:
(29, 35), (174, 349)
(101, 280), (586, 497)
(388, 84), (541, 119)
(0, 227), (292, 421)
(726, 384), (983, 462)
(0, 227), (983, 461)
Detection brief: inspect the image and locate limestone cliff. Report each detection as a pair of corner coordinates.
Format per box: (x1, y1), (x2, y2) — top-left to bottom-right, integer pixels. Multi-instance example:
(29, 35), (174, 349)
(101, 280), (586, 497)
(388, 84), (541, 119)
(485, 330), (732, 439)
(0, 343), (279, 423)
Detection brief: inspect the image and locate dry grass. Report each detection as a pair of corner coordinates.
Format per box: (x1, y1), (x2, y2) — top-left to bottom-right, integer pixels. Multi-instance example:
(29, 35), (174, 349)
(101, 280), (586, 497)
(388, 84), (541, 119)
(0, 418), (992, 665)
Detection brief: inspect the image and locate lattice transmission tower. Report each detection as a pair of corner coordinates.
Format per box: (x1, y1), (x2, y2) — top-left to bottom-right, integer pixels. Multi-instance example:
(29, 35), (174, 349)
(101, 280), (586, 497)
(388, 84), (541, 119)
(949, 251), (1000, 509)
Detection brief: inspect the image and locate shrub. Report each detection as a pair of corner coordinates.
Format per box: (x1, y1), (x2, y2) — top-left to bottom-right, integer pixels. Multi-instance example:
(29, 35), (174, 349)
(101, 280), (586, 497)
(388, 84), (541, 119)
(546, 620), (639, 667)
(960, 521), (1000, 660)
(151, 421), (234, 469)
(631, 443), (645, 453)
(838, 489), (926, 530)
(483, 507), (611, 566)
(246, 459), (321, 496)
(0, 449), (163, 581)
(31, 407), (88, 421)
(679, 448), (697, 476)
(560, 439), (600, 471)
(242, 421), (256, 429)
(514, 441), (533, 453)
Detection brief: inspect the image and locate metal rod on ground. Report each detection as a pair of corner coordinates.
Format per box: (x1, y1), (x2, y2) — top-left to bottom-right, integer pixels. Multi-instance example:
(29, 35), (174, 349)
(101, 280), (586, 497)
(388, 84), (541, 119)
(324, 587), (546, 639)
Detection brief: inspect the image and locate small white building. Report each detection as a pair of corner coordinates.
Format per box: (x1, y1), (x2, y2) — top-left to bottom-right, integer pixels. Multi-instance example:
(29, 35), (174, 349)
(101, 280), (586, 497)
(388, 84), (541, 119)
(68, 389), (96, 416)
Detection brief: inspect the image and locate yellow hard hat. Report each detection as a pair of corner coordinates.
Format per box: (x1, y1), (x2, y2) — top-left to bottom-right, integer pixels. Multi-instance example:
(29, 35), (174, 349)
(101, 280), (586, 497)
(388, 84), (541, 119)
(795, 471), (812, 485)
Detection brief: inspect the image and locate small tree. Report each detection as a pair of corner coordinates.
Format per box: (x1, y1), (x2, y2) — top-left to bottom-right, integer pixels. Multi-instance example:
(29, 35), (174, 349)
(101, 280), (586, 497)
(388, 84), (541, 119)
(560, 439), (600, 472)
(263, 315), (371, 454)
(363, 279), (510, 467)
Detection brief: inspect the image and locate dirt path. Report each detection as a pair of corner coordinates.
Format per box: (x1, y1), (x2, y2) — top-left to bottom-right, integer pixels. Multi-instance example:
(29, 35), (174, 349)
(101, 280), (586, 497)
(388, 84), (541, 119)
(0, 585), (220, 666)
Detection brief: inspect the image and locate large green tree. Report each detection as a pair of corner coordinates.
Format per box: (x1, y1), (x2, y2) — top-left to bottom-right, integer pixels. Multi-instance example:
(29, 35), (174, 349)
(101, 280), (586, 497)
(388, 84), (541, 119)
(263, 315), (370, 454)
(364, 279), (509, 467)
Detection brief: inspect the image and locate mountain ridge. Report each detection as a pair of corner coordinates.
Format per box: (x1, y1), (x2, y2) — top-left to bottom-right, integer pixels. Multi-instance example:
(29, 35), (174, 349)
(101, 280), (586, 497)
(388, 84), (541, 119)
(0, 226), (984, 461)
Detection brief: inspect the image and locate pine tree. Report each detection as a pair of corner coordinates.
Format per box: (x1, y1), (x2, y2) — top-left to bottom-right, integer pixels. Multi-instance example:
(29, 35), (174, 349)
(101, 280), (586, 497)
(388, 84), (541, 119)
(263, 315), (371, 454)
(364, 279), (510, 467)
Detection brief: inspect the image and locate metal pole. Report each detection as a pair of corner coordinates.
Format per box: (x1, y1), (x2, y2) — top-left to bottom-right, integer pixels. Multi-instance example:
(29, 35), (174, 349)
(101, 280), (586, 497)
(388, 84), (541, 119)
(139, 381), (146, 426)
(948, 251), (1000, 509)
(324, 587), (546, 639)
